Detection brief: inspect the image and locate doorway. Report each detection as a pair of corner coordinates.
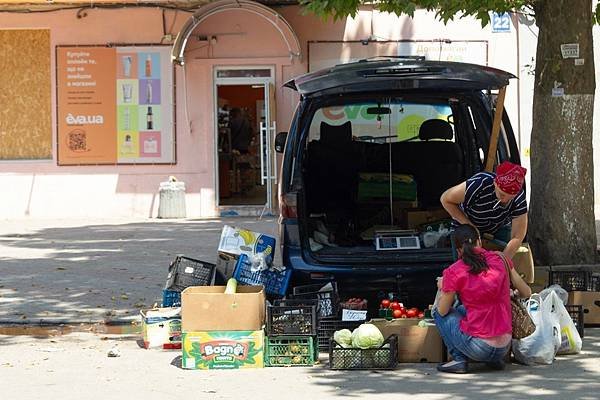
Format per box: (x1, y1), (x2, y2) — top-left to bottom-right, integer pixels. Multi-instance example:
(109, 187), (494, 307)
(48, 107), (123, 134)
(214, 67), (276, 212)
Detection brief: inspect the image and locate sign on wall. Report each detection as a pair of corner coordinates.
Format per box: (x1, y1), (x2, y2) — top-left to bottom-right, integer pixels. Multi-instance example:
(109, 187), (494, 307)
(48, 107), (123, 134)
(57, 45), (174, 165)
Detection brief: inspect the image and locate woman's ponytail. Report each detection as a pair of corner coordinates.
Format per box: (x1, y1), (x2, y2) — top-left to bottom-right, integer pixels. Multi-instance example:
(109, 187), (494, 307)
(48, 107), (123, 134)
(452, 224), (488, 274)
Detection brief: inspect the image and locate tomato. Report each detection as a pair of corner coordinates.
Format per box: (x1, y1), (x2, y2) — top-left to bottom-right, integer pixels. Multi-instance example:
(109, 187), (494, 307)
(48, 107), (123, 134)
(406, 309), (418, 318)
(399, 307), (406, 315)
(418, 312), (425, 319)
(380, 299), (391, 309)
(392, 309), (403, 319)
(390, 301), (401, 311)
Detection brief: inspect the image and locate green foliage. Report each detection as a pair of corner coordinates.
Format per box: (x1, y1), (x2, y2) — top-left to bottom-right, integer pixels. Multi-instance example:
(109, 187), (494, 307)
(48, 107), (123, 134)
(300, 0), (535, 26)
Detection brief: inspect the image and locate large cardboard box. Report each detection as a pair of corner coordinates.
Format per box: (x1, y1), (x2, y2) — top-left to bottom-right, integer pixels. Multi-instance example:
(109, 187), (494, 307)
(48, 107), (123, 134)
(140, 307), (181, 349)
(182, 330), (264, 370)
(568, 291), (600, 325)
(407, 209), (450, 229)
(482, 241), (535, 284)
(181, 285), (265, 331)
(369, 318), (445, 363)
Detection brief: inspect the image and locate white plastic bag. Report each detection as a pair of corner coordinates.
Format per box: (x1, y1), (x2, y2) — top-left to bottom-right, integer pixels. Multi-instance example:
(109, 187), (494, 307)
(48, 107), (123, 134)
(539, 284), (569, 305)
(512, 293), (561, 365)
(548, 291), (582, 355)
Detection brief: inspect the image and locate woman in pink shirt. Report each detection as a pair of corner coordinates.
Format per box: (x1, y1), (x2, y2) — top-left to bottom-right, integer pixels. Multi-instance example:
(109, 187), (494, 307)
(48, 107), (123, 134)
(434, 224), (531, 374)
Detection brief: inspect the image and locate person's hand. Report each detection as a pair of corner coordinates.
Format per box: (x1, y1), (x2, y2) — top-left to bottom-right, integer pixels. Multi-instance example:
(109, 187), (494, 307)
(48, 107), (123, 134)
(436, 277), (443, 290)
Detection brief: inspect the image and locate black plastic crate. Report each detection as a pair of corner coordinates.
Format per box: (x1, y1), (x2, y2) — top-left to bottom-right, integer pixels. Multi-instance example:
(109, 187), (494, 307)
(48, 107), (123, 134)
(291, 282), (339, 318)
(317, 317), (363, 351)
(329, 334), (398, 370)
(549, 270), (599, 292)
(165, 255), (216, 292)
(565, 304), (585, 338)
(267, 299), (318, 336)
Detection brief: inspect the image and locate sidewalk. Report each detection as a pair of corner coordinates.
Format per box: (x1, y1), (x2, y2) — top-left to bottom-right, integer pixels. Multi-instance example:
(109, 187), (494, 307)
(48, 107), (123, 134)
(0, 217), (278, 325)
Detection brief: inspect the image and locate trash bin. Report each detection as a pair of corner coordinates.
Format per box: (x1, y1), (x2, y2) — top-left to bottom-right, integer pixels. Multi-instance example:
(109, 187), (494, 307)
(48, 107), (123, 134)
(157, 180), (186, 218)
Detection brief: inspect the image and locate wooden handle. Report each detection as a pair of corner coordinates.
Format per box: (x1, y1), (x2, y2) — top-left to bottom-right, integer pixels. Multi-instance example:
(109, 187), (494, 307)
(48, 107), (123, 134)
(485, 86), (507, 172)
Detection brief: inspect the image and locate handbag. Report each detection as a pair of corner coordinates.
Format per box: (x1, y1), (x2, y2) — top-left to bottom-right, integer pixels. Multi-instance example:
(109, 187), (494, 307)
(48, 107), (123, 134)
(497, 252), (536, 339)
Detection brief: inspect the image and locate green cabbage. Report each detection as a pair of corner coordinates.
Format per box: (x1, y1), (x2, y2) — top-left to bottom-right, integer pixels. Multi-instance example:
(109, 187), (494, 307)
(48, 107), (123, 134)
(351, 324), (384, 349)
(333, 329), (353, 348)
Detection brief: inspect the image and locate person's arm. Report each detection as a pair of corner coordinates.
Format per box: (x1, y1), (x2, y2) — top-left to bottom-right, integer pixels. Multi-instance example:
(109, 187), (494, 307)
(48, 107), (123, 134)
(509, 262), (532, 298)
(436, 291), (456, 316)
(503, 213), (527, 258)
(440, 182), (473, 226)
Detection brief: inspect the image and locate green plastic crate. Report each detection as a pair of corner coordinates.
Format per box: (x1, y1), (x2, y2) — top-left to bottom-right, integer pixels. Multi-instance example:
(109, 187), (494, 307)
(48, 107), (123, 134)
(265, 336), (316, 367)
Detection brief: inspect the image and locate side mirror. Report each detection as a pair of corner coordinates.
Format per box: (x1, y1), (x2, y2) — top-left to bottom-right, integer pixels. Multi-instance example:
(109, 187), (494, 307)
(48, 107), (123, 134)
(275, 132), (288, 153)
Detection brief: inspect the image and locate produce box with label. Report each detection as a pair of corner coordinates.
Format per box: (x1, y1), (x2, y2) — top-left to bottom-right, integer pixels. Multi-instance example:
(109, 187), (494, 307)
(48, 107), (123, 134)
(218, 225), (276, 265)
(182, 330), (264, 370)
(141, 307), (182, 350)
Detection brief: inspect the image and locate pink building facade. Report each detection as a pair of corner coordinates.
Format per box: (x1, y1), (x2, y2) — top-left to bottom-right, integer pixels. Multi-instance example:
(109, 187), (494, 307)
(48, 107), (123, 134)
(0, 2), (552, 218)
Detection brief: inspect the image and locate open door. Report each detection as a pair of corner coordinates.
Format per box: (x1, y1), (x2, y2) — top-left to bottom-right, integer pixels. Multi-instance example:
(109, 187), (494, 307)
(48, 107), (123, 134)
(214, 67), (275, 213)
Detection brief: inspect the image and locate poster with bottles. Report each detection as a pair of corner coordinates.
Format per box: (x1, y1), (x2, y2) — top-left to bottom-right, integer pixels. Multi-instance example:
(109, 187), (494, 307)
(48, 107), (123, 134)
(115, 46), (173, 163)
(57, 45), (174, 165)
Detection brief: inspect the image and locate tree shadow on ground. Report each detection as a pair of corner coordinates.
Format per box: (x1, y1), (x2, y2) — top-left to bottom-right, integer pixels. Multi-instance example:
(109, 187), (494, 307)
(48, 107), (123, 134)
(0, 218), (278, 323)
(305, 330), (600, 399)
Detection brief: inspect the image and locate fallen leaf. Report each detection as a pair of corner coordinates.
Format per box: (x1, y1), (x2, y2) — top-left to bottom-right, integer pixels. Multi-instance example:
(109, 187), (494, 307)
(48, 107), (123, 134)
(120, 295), (129, 300)
(56, 267), (66, 271)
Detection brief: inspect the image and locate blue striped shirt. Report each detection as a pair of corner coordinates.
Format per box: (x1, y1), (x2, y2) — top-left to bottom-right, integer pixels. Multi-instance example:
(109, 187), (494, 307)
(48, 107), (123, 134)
(458, 172), (527, 234)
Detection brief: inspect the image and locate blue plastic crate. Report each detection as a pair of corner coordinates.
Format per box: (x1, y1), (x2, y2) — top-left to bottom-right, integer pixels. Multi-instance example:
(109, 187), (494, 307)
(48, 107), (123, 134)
(232, 254), (291, 296)
(162, 289), (181, 307)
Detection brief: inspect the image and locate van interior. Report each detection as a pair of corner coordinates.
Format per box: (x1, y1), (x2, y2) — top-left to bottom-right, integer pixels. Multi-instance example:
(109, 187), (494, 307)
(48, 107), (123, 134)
(301, 96), (484, 260)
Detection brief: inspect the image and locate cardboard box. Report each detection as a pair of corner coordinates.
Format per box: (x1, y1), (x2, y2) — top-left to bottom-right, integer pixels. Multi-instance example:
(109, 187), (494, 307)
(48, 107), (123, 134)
(512, 244), (534, 283)
(181, 285), (265, 331)
(369, 318), (445, 363)
(568, 291), (600, 325)
(140, 307), (181, 349)
(182, 330), (264, 370)
(218, 225), (276, 264)
(407, 209), (450, 229)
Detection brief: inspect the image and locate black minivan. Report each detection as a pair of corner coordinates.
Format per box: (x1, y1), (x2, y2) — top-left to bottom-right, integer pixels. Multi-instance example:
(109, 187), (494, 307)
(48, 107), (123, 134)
(275, 58), (521, 309)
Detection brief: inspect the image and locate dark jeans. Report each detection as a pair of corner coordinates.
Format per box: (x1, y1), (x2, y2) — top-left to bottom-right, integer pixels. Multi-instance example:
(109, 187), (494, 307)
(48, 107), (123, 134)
(433, 305), (509, 363)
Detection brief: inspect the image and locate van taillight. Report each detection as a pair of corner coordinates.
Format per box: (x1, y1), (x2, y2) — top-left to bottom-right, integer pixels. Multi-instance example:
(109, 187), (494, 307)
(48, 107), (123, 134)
(280, 192), (298, 218)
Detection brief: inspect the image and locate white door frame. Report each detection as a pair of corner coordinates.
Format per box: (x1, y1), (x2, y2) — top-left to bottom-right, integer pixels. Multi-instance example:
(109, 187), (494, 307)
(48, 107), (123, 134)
(213, 65), (275, 212)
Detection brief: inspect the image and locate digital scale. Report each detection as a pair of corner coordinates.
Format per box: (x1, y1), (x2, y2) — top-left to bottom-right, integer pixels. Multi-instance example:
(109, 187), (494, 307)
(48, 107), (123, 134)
(374, 229), (421, 251)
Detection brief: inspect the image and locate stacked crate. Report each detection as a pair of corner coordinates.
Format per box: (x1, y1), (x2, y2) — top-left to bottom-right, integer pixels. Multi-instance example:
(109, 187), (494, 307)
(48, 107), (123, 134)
(264, 299), (318, 367)
(549, 269), (600, 335)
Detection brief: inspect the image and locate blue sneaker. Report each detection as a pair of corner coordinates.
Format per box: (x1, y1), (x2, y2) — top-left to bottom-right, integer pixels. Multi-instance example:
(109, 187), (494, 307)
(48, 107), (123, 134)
(437, 360), (468, 374)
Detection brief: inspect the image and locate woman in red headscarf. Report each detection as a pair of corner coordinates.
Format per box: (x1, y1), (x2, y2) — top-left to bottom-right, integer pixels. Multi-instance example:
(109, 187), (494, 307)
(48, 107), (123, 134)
(440, 161), (528, 258)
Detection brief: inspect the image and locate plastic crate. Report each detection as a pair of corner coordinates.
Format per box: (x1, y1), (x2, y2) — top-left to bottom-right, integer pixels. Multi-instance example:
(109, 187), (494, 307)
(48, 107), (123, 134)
(232, 254), (292, 296)
(264, 336), (316, 367)
(565, 304), (585, 338)
(162, 289), (181, 307)
(165, 255), (216, 292)
(317, 317), (363, 351)
(291, 282), (339, 318)
(329, 334), (398, 370)
(549, 270), (599, 292)
(267, 300), (318, 336)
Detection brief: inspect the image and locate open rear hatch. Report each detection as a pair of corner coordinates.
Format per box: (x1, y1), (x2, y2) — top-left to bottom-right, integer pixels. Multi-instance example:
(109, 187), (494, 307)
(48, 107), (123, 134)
(290, 59), (515, 265)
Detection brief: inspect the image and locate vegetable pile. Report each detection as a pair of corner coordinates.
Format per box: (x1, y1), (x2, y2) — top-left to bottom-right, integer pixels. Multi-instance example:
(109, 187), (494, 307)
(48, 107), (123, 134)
(380, 300), (424, 319)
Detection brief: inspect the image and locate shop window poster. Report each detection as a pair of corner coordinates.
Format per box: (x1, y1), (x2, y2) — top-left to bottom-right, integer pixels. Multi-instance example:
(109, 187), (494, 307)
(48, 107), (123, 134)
(57, 45), (174, 165)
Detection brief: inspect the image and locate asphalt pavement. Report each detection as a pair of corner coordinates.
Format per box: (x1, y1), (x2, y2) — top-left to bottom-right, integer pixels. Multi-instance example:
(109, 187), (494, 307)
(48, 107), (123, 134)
(0, 217), (278, 324)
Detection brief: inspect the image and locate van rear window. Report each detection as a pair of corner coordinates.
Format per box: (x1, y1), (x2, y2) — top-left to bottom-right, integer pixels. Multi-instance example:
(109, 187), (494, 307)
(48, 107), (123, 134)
(308, 101), (454, 143)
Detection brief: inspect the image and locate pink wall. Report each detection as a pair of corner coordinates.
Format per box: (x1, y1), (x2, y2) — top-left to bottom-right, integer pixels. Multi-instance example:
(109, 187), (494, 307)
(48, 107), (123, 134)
(0, 4), (527, 218)
(0, 6), (306, 218)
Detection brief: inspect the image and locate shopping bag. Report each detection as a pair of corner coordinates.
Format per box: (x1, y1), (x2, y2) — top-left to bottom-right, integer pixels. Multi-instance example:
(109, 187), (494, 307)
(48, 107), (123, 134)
(547, 291), (583, 355)
(512, 294), (561, 365)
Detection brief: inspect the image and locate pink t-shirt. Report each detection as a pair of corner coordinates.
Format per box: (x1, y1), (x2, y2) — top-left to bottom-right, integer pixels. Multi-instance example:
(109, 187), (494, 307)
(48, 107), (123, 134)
(442, 249), (512, 339)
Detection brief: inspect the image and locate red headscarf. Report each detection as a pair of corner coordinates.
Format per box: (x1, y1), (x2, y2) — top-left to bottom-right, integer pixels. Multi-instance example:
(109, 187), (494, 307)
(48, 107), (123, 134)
(494, 161), (527, 195)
